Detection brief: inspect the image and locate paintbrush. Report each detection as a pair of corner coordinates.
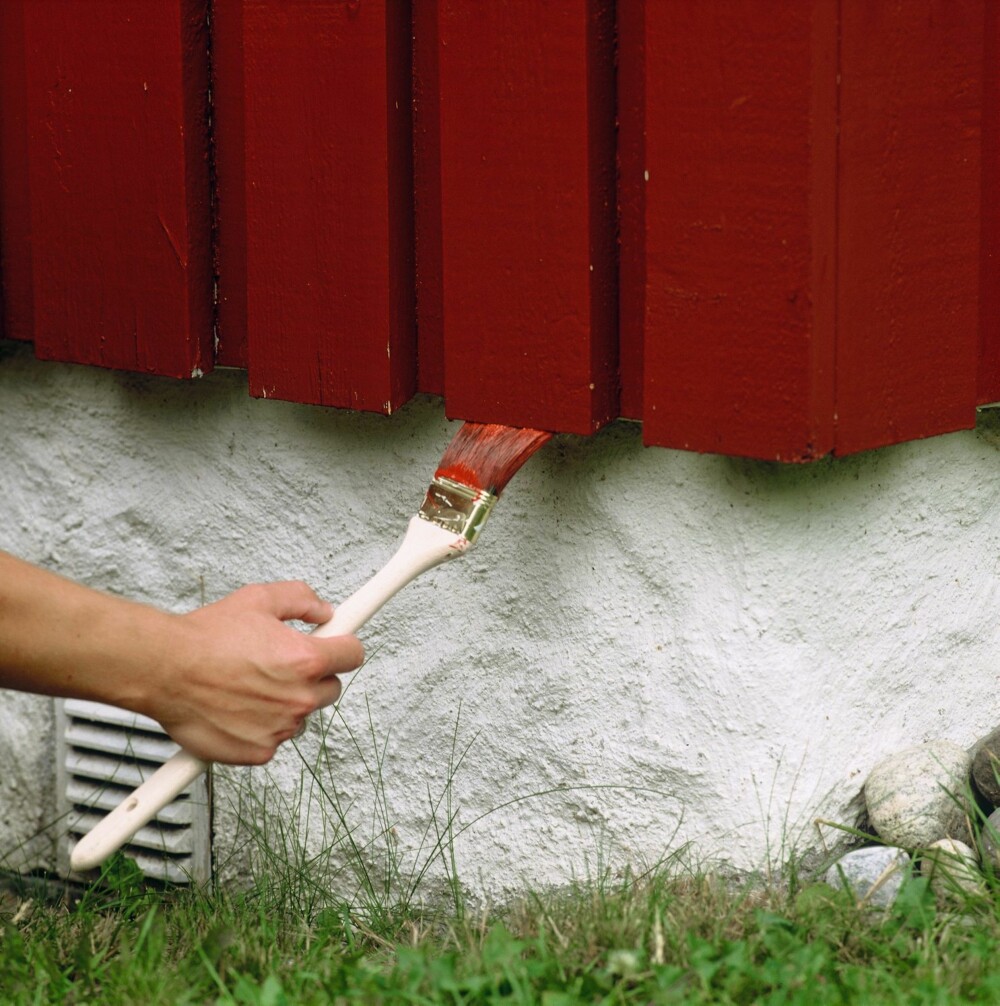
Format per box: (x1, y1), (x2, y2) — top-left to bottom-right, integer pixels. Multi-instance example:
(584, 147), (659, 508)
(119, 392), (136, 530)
(69, 422), (551, 872)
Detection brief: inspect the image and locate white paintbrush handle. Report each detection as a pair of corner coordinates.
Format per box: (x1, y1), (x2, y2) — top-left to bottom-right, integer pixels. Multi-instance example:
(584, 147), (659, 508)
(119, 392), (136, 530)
(70, 517), (467, 873)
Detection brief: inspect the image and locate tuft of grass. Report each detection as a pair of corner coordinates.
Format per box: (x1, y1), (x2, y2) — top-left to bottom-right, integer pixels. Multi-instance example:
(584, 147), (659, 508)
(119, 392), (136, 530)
(9, 858), (1000, 1003)
(12, 697), (1000, 1002)
(219, 693), (480, 944)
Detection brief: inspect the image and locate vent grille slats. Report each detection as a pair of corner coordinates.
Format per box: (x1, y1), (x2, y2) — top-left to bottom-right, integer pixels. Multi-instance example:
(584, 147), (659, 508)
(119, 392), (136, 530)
(64, 721), (181, 764)
(57, 699), (211, 884)
(63, 779), (201, 825)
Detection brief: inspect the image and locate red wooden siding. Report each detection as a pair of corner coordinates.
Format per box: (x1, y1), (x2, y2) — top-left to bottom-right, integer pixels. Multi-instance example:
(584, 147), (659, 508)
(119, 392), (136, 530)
(625, 0), (989, 460)
(0, 1), (995, 462)
(980, 0), (1000, 405)
(836, 0), (983, 455)
(20, 0), (213, 378)
(616, 0), (645, 421)
(242, 0), (415, 412)
(629, 0), (838, 461)
(433, 0), (618, 435)
(210, 0), (248, 370)
(412, 0), (445, 396)
(0, 1), (33, 343)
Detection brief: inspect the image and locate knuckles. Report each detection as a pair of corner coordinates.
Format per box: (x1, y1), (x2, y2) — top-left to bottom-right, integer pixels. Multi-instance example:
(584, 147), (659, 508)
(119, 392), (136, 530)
(286, 689), (317, 721)
(231, 579), (316, 610)
(230, 582), (271, 608)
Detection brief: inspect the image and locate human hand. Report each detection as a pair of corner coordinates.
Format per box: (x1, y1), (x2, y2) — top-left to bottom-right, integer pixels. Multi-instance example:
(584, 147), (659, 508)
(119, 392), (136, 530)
(142, 581), (364, 765)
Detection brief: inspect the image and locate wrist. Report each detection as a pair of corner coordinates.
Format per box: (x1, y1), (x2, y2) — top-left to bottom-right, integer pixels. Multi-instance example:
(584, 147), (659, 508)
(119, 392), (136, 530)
(99, 604), (186, 719)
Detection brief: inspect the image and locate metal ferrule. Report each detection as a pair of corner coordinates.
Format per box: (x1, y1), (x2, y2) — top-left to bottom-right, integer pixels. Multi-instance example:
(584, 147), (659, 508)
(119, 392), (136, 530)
(417, 476), (498, 544)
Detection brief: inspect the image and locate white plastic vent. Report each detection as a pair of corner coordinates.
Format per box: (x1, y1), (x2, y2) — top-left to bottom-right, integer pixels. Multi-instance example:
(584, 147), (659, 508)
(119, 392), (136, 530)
(56, 699), (210, 884)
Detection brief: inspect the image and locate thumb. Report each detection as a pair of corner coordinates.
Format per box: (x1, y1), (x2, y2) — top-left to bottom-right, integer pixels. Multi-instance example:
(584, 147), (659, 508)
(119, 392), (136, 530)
(308, 633), (366, 676)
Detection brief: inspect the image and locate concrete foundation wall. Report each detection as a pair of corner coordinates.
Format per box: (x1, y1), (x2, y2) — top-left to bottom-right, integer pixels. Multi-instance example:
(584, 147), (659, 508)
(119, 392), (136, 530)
(3, 339), (1000, 897)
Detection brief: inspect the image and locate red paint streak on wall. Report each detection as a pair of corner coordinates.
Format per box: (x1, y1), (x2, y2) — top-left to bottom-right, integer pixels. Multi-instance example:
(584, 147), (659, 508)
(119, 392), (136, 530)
(0, 1), (32, 342)
(836, 1), (983, 454)
(436, 0), (618, 435)
(639, 1), (838, 461)
(211, 0), (248, 370)
(243, 1), (415, 412)
(21, 1), (213, 377)
(979, 1), (1000, 405)
(413, 1), (444, 396)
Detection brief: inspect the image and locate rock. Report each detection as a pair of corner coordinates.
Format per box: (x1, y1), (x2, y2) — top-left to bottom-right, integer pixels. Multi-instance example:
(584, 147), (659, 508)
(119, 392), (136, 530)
(920, 839), (983, 901)
(864, 741), (973, 848)
(823, 846), (910, 908)
(972, 727), (1000, 805)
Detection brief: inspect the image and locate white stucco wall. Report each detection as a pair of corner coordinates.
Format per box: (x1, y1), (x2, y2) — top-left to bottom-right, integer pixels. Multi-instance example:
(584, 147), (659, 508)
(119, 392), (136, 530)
(3, 337), (1000, 897)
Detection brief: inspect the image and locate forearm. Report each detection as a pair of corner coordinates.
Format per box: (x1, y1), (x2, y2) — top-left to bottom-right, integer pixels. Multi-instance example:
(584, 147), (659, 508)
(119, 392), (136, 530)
(0, 551), (364, 764)
(0, 550), (171, 713)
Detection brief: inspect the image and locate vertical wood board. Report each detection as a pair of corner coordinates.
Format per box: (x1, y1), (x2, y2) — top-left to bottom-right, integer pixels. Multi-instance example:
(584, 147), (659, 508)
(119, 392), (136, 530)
(0, 1), (33, 343)
(412, 0), (444, 396)
(616, 0), (645, 421)
(640, 0), (838, 461)
(836, 1), (983, 453)
(22, 1), (213, 376)
(243, 0), (415, 412)
(436, 0), (618, 435)
(211, 0), (248, 369)
(980, 0), (1000, 404)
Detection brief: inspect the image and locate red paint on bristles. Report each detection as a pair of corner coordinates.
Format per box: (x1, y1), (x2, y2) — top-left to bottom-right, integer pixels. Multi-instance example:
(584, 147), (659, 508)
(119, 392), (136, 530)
(434, 422), (551, 496)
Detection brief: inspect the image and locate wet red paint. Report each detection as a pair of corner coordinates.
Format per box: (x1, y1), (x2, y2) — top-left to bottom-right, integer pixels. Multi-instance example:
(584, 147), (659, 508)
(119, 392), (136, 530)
(242, 0), (415, 412)
(21, 0), (213, 377)
(435, 0), (618, 435)
(435, 423), (551, 496)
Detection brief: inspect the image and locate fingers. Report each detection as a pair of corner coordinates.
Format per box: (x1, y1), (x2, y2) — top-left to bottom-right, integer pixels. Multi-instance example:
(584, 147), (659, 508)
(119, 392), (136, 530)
(164, 580), (363, 767)
(236, 580), (334, 626)
(253, 675), (341, 760)
(312, 671), (343, 708)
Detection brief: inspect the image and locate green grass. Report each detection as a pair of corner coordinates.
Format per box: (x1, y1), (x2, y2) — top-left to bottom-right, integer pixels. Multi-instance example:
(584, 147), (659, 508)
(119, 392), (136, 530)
(8, 860), (1000, 1004)
(8, 696), (1000, 1003)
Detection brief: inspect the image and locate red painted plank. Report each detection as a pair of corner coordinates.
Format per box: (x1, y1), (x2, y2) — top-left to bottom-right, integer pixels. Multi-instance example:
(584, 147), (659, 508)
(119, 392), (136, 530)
(638, 0), (838, 461)
(413, 0), (444, 397)
(436, 0), (618, 435)
(243, 1), (415, 412)
(836, 1), (982, 454)
(979, 1), (1000, 404)
(211, 0), (248, 370)
(22, 1), (213, 377)
(617, 0), (645, 421)
(0, 1), (34, 342)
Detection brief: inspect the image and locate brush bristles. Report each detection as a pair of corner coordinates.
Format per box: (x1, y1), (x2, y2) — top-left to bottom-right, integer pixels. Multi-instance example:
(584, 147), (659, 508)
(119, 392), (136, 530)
(434, 422), (551, 496)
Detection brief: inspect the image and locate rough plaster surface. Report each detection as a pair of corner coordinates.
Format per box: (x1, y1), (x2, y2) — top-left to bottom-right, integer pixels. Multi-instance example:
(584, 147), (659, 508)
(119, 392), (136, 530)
(3, 339), (1000, 898)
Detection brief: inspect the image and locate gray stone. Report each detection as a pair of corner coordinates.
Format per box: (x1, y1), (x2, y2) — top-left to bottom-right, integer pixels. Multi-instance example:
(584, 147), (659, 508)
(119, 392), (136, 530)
(824, 846), (910, 908)
(972, 727), (1000, 805)
(864, 741), (973, 848)
(920, 839), (983, 901)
